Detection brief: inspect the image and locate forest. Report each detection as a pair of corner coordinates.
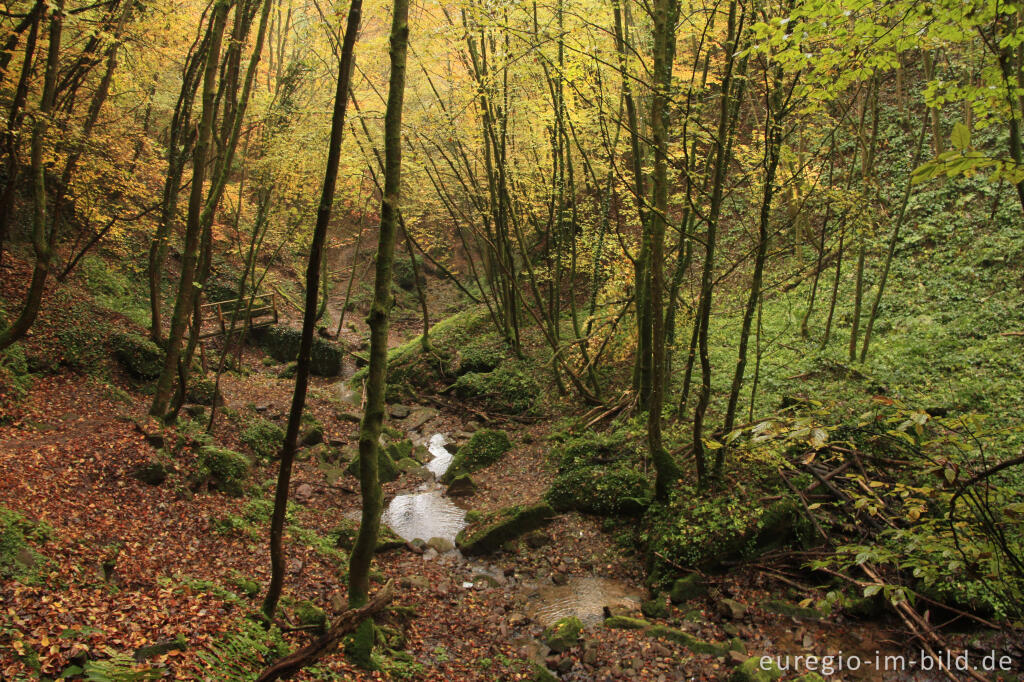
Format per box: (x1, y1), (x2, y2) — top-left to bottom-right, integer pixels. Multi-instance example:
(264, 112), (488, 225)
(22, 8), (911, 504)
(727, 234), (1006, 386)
(1, 0), (1023, 678)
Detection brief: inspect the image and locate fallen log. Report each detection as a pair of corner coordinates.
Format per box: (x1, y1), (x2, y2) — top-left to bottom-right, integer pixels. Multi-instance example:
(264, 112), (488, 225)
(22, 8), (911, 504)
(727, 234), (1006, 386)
(256, 580), (395, 682)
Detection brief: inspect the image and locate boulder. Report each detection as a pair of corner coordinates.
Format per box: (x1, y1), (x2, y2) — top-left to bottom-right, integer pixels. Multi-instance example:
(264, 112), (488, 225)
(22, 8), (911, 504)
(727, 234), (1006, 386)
(294, 483), (314, 504)
(440, 429), (511, 484)
(641, 597), (668, 619)
(542, 616), (583, 653)
(730, 656), (783, 682)
(426, 537), (455, 554)
(457, 503), (556, 556)
(388, 404), (411, 419)
(670, 574), (707, 603)
(132, 461), (169, 486)
(445, 473), (477, 497)
(719, 598), (747, 620)
(401, 407), (438, 431)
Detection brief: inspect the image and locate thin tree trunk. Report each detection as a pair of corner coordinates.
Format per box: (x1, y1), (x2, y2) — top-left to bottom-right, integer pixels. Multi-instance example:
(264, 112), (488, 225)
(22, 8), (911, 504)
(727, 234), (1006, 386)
(263, 0), (361, 620)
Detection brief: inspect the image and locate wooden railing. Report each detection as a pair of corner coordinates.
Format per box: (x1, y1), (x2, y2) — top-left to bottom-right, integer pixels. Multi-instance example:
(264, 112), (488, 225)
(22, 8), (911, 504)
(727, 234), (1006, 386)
(197, 292), (278, 340)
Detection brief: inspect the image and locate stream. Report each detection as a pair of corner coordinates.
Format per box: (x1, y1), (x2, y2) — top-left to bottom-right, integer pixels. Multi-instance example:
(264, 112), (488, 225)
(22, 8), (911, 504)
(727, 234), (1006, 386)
(379, 431), (644, 628)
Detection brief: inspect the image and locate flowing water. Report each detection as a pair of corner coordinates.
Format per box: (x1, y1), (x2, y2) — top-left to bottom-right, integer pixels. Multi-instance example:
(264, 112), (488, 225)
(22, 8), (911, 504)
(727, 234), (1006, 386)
(381, 433), (467, 544)
(524, 577), (645, 627)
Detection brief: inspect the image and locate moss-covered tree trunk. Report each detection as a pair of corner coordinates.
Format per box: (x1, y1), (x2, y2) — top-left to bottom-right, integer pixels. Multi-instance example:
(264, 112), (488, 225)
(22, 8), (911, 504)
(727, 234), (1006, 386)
(149, 1), (228, 417)
(262, 0), (362, 620)
(646, 0), (682, 501)
(349, 0), (410, 618)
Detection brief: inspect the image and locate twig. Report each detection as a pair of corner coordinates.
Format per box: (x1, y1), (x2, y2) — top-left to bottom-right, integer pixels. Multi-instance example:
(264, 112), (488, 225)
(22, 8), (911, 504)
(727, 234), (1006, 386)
(778, 467), (829, 543)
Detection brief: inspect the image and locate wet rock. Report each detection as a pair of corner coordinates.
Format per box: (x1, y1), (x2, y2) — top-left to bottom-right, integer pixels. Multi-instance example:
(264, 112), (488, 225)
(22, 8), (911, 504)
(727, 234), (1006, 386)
(427, 537), (455, 554)
(542, 616), (583, 653)
(670, 574), (707, 603)
(719, 598), (747, 620)
(445, 473), (478, 497)
(410, 444), (431, 463)
(294, 483), (314, 504)
(395, 457), (421, 473)
(422, 548), (439, 561)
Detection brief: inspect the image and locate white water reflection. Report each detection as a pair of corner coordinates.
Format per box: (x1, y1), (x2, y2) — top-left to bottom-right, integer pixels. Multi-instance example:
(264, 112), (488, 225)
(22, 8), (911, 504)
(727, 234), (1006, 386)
(382, 433), (467, 543)
(424, 433), (453, 478)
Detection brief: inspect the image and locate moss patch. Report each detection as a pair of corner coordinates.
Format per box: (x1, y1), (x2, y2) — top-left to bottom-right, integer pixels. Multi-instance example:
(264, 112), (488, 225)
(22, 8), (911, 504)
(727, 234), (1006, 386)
(456, 503), (555, 556)
(546, 465), (651, 516)
(440, 429), (511, 484)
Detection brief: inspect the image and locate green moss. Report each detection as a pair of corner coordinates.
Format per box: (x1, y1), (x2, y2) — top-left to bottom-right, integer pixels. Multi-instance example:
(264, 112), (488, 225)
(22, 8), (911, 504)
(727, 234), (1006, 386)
(186, 374), (221, 406)
(603, 616), (650, 630)
(440, 429), (511, 484)
(541, 616), (582, 652)
(457, 332), (508, 374)
(260, 326), (343, 376)
(295, 600), (327, 632)
(546, 465), (651, 516)
(240, 418), (285, 460)
(111, 332), (165, 380)
(551, 429), (629, 470)
(0, 506), (53, 581)
(196, 447), (250, 496)
(344, 618), (378, 670)
(457, 503), (555, 555)
(452, 360), (539, 414)
(345, 446), (400, 483)
(646, 625), (729, 656)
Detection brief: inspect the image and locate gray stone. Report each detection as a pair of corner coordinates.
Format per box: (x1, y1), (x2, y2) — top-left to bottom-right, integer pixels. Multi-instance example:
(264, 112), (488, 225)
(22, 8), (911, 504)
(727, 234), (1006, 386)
(294, 483), (314, 504)
(388, 404), (412, 419)
(401, 407), (439, 431)
(719, 598), (747, 620)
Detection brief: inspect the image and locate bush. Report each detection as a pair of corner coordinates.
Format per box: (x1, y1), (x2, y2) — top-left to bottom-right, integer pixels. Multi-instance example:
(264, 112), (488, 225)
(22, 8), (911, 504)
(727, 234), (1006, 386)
(240, 419), (285, 460)
(55, 326), (108, 372)
(440, 429), (511, 483)
(0, 343), (30, 420)
(111, 332), (165, 380)
(196, 446), (250, 496)
(392, 255), (425, 291)
(551, 429), (629, 471)
(546, 465), (651, 516)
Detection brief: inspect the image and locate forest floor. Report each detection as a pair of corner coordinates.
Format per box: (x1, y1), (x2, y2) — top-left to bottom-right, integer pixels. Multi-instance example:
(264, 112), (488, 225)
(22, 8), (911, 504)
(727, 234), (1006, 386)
(1, 250), (1021, 681)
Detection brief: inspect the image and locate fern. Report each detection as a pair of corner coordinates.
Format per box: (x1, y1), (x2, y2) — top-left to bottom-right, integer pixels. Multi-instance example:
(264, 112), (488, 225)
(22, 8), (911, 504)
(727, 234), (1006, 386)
(196, 619), (288, 680)
(60, 647), (163, 681)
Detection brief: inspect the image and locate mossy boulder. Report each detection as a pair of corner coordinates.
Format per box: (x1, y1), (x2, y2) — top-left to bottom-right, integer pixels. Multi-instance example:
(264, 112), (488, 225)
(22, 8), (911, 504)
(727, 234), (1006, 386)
(641, 597), (669, 619)
(763, 599), (828, 620)
(132, 460), (169, 486)
(542, 616), (583, 652)
(260, 326), (344, 376)
(731, 656), (783, 682)
(452, 362), (538, 414)
(295, 600), (327, 633)
(240, 418), (285, 460)
(546, 465), (651, 516)
(331, 518), (405, 553)
(440, 429), (511, 484)
(345, 446), (400, 483)
(112, 332), (165, 380)
(196, 446), (250, 496)
(603, 616), (650, 630)
(670, 574), (707, 603)
(445, 473), (477, 497)
(456, 502), (555, 556)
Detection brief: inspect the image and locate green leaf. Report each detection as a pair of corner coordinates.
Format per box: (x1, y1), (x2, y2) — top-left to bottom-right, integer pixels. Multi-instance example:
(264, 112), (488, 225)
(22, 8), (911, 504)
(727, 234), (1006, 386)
(951, 122), (970, 151)
(863, 584), (883, 597)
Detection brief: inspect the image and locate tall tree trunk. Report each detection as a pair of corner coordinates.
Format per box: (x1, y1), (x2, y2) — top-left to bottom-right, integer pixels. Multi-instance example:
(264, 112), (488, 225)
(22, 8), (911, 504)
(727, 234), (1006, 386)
(149, 0), (229, 418)
(647, 0), (682, 501)
(0, 0), (62, 352)
(346, 0), (408, 663)
(262, 0), (361, 620)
